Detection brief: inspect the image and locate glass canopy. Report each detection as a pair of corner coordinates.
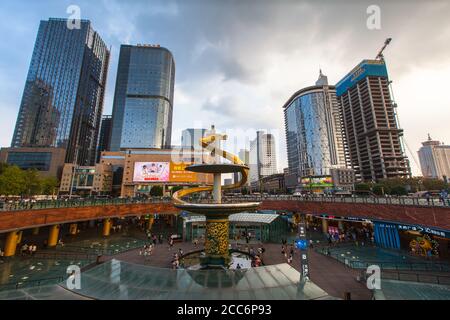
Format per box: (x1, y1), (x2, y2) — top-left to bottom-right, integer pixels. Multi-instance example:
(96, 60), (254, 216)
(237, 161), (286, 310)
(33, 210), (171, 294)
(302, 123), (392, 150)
(0, 259), (334, 300)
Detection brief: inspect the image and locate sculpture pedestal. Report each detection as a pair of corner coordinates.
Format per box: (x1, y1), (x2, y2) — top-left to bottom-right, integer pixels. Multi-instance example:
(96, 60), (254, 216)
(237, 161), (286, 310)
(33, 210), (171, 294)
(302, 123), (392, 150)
(201, 215), (230, 267)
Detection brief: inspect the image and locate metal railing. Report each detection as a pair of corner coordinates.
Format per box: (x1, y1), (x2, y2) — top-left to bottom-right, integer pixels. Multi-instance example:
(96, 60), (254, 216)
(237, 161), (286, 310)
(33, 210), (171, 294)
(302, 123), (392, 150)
(380, 270), (450, 285)
(315, 246), (450, 272)
(0, 276), (65, 291)
(18, 250), (98, 261)
(1, 194), (449, 212)
(225, 195), (450, 208)
(0, 197), (172, 212)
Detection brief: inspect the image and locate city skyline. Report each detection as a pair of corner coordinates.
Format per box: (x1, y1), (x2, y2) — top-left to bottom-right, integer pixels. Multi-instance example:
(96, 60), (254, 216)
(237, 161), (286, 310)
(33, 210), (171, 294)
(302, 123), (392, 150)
(1, 1), (450, 175)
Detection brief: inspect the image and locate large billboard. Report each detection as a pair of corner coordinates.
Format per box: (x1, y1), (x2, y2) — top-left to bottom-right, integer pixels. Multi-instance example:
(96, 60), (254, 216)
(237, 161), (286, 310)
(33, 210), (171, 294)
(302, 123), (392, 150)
(169, 162), (197, 182)
(133, 162), (170, 182)
(132, 161), (198, 183)
(301, 176), (333, 188)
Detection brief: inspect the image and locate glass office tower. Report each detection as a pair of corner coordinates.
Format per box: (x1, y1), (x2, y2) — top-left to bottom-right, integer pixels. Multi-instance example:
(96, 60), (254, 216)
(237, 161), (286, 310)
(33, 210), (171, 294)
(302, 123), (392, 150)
(283, 71), (348, 180)
(109, 44), (175, 150)
(11, 18), (110, 166)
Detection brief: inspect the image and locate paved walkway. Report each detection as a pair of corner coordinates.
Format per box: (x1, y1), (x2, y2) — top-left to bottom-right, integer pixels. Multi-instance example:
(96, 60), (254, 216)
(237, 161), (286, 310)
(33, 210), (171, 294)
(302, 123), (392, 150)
(102, 240), (372, 300)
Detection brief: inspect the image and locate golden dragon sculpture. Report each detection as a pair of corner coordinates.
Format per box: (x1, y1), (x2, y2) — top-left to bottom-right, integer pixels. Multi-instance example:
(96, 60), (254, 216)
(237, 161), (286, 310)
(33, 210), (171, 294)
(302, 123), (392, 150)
(172, 132), (249, 205)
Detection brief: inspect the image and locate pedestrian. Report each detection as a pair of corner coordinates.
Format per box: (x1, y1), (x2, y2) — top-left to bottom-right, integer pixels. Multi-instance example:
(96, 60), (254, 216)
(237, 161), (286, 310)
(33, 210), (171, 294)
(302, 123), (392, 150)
(148, 244), (153, 256)
(21, 244), (28, 255)
(179, 248), (184, 257)
(287, 254), (293, 264)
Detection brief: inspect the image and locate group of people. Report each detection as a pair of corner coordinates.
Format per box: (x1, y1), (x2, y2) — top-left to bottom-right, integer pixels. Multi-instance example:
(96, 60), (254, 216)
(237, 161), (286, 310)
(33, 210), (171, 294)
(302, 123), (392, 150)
(20, 243), (37, 255)
(139, 244), (154, 257)
(146, 232), (164, 245)
(439, 190), (450, 206)
(326, 227), (374, 247)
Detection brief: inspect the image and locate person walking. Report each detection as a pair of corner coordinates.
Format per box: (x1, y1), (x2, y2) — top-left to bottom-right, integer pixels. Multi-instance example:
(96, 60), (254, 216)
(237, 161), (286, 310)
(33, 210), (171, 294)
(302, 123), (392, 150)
(287, 254), (293, 264)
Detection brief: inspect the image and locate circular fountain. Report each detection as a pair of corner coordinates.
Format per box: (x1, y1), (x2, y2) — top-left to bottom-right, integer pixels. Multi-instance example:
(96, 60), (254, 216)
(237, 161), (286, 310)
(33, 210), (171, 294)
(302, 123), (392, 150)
(173, 125), (260, 268)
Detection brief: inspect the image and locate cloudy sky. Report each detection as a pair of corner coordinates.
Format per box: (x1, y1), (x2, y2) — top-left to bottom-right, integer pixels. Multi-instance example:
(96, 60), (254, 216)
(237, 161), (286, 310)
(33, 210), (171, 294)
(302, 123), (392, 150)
(1, 0), (449, 175)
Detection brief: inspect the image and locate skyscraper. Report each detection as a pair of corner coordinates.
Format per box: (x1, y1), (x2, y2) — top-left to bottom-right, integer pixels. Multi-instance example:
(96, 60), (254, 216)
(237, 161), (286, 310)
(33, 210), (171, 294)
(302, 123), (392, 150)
(336, 59), (410, 181)
(181, 128), (207, 150)
(283, 70), (348, 184)
(249, 131), (278, 188)
(418, 135), (450, 181)
(238, 149), (250, 165)
(11, 18), (110, 166)
(96, 115), (112, 163)
(109, 44), (175, 151)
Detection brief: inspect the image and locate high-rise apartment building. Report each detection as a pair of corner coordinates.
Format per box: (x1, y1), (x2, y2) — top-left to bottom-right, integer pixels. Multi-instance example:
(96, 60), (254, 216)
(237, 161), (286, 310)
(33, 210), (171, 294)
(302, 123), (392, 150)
(11, 18), (110, 166)
(110, 44), (175, 151)
(418, 135), (450, 181)
(283, 70), (348, 185)
(96, 115), (112, 163)
(249, 131), (277, 188)
(336, 59), (410, 182)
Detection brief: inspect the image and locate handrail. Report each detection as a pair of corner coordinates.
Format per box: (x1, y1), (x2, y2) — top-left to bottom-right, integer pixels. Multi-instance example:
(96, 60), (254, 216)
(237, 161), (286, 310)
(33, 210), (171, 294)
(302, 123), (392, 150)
(19, 251), (97, 261)
(0, 276), (65, 291)
(315, 247), (450, 271)
(381, 270), (450, 285)
(0, 197), (173, 212)
(1, 194), (449, 212)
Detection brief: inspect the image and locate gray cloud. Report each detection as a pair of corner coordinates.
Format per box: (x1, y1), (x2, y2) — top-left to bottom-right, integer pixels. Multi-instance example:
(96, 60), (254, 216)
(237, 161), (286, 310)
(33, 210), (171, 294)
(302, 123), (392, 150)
(0, 0), (449, 174)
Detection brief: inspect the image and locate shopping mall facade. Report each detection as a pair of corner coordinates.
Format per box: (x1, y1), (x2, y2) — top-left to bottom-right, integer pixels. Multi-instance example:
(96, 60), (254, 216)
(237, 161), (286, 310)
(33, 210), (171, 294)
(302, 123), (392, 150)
(59, 148), (213, 197)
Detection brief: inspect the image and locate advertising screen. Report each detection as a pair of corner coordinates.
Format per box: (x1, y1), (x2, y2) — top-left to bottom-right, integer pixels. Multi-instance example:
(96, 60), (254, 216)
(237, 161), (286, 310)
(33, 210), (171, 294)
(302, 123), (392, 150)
(169, 162), (197, 182)
(133, 162), (170, 182)
(301, 176), (333, 188)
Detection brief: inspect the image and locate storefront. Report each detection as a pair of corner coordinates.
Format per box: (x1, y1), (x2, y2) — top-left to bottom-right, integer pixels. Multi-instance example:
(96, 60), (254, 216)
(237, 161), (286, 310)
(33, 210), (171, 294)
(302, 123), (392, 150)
(179, 212), (289, 243)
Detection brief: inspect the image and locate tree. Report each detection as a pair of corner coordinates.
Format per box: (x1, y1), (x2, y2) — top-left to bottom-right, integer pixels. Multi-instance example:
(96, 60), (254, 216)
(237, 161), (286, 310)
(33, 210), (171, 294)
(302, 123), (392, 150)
(41, 177), (59, 195)
(0, 162), (9, 175)
(23, 169), (42, 196)
(149, 185), (163, 197)
(422, 178), (446, 191)
(390, 185), (408, 196)
(0, 165), (26, 196)
(355, 183), (371, 191)
(372, 183), (385, 196)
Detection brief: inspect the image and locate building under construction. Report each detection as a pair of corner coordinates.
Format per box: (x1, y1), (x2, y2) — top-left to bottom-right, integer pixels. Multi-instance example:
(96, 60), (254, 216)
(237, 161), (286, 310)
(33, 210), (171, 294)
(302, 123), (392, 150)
(336, 59), (410, 182)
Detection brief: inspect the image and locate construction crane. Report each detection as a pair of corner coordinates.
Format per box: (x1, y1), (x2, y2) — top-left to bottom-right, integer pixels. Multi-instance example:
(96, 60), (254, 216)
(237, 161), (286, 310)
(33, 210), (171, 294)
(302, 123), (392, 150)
(374, 37), (420, 175)
(375, 37), (392, 60)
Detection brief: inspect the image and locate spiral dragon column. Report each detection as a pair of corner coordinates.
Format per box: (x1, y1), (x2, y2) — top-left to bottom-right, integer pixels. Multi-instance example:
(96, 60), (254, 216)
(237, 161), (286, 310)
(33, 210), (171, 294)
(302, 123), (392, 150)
(173, 126), (260, 267)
